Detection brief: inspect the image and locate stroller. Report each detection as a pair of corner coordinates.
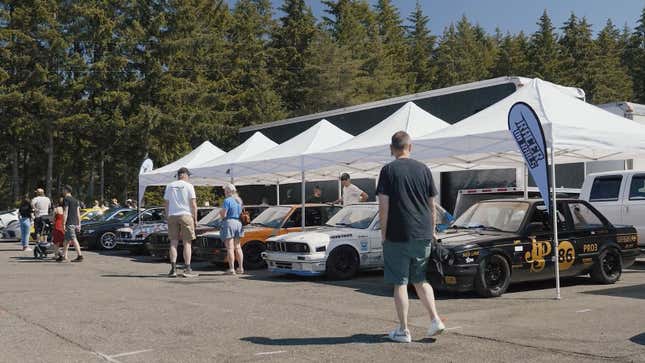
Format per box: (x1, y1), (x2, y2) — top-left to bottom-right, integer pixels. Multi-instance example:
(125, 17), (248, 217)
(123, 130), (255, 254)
(33, 216), (55, 259)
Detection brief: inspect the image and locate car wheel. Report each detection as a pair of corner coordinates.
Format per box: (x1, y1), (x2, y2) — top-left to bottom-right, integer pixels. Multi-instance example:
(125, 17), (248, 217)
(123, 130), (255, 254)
(590, 248), (622, 284)
(243, 241), (267, 270)
(99, 232), (118, 250)
(326, 246), (359, 280)
(474, 254), (511, 298)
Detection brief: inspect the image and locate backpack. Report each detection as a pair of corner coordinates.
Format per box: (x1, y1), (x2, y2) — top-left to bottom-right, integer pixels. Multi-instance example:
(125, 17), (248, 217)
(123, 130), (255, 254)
(240, 208), (251, 226)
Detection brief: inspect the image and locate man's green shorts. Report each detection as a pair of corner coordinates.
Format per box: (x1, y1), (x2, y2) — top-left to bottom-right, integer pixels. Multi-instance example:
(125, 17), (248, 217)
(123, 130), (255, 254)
(383, 240), (432, 285)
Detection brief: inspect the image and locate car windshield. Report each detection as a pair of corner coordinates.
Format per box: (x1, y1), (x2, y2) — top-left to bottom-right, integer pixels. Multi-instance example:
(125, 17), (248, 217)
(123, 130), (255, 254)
(90, 208), (124, 222)
(325, 204), (377, 229)
(198, 207), (223, 227)
(250, 206), (291, 228)
(452, 201), (529, 233)
(118, 211), (139, 222)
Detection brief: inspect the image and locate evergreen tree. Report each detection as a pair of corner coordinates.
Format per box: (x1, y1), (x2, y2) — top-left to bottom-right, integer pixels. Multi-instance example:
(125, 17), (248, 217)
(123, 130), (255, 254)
(587, 19), (632, 103)
(406, 1), (436, 92)
(529, 10), (562, 82)
(624, 7), (645, 102)
(372, 0), (411, 96)
(228, 0), (285, 128)
(270, 0), (318, 116)
(559, 14), (595, 90)
(434, 16), (491, 87)
(492, 31), (530, 77)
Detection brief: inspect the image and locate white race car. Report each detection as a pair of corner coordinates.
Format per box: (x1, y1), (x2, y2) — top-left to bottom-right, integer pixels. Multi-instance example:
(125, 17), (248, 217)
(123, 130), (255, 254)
(262, 202), (455, 280)
(263, 203), (382, 279)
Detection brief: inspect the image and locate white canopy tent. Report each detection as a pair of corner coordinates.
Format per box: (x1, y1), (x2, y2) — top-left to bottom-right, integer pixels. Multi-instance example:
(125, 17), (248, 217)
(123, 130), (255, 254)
(138, 141), (225, 204)
(231, 119), (354, 185)
(412, 78), (645, 166)
(190, 132), (278, 185)
(303, 102), (451, 178)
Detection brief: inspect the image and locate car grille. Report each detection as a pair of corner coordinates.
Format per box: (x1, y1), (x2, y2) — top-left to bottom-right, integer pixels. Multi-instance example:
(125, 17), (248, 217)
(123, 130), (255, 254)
(274, 262), (293, 270)
(266, 241), (309, 253)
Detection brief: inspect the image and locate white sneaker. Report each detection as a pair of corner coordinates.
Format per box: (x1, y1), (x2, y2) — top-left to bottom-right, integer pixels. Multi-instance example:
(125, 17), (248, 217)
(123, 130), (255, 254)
(23, 247), (33, 252)
(427, 319), (445, 337)
(387, 327), (412, 343)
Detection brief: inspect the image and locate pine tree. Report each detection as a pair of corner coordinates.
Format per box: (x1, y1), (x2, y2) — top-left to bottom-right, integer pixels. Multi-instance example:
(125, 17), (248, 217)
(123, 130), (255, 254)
(529, 10), (562, 82)
(228, 0), (286, 128)
(406, 1), (436, 92)
(434, 16), (490, 87)
(624, 7), (645, 102)
(372, 0), (411, 96)
(492, 31), (530, 77)
(559, 14), (595, 90)
(587, 19), (632, 103)
(270, 0), (318, 116)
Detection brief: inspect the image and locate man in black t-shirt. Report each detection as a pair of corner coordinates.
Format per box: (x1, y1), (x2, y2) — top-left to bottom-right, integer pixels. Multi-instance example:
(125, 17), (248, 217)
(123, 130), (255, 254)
(376, 131), (445, 343)
(60, 185), (83, 262)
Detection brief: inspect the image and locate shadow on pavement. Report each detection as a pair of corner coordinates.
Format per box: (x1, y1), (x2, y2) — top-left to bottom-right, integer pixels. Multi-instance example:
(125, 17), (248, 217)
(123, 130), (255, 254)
(241, 334), (397, 346)
(630, 332), (645, 346)
(582, 283), (645, 300)
(9, 256), (59, 263)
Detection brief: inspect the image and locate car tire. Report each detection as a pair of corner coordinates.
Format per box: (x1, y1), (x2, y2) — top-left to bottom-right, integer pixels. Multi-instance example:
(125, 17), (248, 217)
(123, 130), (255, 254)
(243, 241), (267, 270)
(474, 254), (511, 298)
(326, 246), (359, 280)
(590, 248), (622, 284)
(99, 232), (118, 250)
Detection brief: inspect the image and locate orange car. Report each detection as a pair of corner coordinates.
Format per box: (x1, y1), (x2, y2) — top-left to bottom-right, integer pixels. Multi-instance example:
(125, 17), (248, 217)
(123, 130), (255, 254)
(200, 204), (342, 270)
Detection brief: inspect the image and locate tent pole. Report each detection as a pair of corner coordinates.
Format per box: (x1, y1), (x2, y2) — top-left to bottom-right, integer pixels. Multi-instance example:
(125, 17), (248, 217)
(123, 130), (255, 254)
(276, 180), (280, 206)
(301, 156), (306, 228)
(551, 146), (561, 300)
(338, 174), (342, 202)
(524, 162), (529, 200)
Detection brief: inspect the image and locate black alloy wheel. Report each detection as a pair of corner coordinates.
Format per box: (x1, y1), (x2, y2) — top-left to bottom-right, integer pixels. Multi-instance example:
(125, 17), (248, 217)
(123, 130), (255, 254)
(243, 241), (267, 270)
(326, 246), (359, 280)
(591, 248), (622, 284)
(474, 254), (511, 298)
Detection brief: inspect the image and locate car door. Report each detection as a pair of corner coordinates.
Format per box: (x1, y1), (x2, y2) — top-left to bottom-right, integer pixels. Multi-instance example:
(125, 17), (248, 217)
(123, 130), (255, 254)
(562, 201), (609, 276)
(518, 202), (574, 281)
(367, 217), (383, 266)
(587, 175), (624, 226)
(280, 207), (302, 234)
(622, 173), (645, 239)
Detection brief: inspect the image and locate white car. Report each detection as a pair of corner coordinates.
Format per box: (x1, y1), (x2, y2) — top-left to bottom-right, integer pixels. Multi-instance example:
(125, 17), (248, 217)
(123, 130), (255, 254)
(262, 203), (454, 280)
(0, 209), (18, 230)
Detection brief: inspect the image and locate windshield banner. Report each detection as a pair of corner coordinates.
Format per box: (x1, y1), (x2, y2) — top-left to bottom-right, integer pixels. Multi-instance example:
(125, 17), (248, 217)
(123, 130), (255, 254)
(508, 102), (551, 212)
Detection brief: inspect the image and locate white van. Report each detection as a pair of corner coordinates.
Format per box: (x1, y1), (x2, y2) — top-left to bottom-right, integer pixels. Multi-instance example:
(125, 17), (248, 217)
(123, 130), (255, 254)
(580, 171), (645, 252)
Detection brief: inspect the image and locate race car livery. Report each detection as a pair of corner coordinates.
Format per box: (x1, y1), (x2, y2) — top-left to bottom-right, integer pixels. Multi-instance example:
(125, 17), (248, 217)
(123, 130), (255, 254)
(262, 203), (454, 280)
(429, 199), (640, 297)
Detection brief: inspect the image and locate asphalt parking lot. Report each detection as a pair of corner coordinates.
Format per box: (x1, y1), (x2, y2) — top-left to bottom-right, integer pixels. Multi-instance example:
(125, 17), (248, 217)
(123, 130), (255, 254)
(1, 244), (644, 363)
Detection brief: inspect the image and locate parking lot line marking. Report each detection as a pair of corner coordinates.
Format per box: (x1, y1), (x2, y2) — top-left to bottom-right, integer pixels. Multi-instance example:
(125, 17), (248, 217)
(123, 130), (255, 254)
(576, 309), (592, 313)
(96, 352), (122, 363)
(110, 349), (154, 358)
(255, 351), (287, 356)
(445, 326), (462, 331)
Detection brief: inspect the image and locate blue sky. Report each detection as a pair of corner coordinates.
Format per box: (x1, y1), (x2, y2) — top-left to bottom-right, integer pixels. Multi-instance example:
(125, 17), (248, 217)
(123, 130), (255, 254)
(253, 0), (645, 36)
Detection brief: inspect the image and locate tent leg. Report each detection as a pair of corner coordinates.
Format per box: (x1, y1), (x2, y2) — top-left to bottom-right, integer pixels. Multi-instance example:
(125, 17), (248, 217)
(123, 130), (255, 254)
(338, 175), (342, 202)
(301, 157), (306, 228)
(551, 147), (561, 300)
(523, 163), (529, 200)
(276, 180), (280, 206)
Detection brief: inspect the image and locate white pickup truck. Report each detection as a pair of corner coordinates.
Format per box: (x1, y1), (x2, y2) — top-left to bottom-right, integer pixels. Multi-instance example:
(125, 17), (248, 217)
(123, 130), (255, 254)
(580, 170), (645, 252)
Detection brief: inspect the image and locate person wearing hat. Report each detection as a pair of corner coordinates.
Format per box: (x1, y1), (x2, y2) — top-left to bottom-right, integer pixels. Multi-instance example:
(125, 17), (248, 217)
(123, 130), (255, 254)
(334, 173), (367, 205)
(31, 188), (51, 243)
(164, 167), (198, 278)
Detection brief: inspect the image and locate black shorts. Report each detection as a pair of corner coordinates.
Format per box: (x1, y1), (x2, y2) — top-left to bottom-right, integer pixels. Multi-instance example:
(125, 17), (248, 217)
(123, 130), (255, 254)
(34, 217), (48, 235)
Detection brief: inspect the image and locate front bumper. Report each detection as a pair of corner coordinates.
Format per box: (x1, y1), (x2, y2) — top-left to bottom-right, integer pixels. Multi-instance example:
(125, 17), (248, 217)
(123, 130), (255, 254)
(262, 252), (327, 276)
(427, 262), (479, 292)
(116, 238), (145, 247)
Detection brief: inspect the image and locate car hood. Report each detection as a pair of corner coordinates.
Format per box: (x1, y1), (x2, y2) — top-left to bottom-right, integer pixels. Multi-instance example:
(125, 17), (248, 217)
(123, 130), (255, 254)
(268, 227), (362, 244)
(437, 229), (517, 249)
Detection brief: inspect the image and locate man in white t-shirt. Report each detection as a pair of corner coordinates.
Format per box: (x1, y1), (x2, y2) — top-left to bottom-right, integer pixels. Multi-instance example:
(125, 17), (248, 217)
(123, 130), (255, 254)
(31, 188), (51, 242)
(164, 167), (198, 278)
(334, 173), (368, 205)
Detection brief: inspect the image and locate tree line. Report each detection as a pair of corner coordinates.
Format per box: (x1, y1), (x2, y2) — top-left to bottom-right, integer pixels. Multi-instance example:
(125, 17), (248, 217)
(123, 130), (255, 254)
(1, 0), (644, 208)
